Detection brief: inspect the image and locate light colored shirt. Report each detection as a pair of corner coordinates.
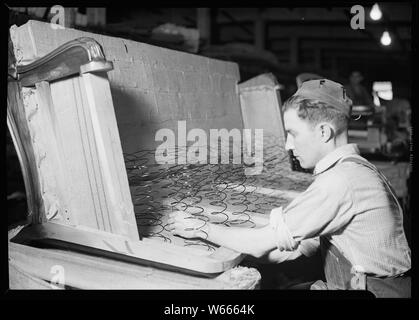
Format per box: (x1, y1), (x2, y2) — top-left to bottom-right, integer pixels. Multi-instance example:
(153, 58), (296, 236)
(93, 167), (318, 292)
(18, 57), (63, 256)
(269, 143), (411, 277)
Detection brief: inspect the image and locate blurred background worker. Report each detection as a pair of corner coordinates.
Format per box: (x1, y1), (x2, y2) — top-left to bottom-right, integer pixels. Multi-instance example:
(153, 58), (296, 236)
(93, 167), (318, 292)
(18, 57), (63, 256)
(345, 71), (374, 108)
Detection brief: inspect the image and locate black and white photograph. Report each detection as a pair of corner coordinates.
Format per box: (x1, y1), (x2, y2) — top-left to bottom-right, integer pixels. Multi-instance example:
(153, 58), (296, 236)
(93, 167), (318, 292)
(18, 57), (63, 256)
(4, 2), (415, 304)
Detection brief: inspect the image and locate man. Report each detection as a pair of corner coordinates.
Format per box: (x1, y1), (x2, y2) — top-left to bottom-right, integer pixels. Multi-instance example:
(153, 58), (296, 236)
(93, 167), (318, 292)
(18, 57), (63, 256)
(345, 71), (374, 107)
(167, 79), (411, 297)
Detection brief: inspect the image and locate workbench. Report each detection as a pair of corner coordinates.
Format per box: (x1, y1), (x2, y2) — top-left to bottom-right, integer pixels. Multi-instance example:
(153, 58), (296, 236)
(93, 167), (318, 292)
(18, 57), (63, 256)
(8, 240), (261, 289)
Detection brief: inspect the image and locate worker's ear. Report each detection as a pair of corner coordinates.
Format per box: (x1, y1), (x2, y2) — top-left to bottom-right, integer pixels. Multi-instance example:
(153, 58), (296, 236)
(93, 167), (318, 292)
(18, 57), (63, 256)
(316, 122), (334, 143)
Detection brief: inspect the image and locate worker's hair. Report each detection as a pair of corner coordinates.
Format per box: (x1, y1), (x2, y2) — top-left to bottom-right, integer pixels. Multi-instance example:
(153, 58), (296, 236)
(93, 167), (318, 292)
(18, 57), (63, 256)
(282, 95), (349, 135)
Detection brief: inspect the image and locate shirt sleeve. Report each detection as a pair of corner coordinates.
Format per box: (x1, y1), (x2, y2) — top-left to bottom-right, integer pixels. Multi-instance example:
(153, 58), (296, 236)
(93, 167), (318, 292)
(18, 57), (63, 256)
(298, 237), (320, 257)
(269, 173), (354, 251)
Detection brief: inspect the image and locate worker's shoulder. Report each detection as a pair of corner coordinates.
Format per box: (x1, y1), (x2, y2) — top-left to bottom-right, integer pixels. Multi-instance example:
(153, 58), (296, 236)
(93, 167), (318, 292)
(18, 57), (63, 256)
(313, 164), (353, 193)
(327, 158), (380, 185)
(318, 157), (372, 180)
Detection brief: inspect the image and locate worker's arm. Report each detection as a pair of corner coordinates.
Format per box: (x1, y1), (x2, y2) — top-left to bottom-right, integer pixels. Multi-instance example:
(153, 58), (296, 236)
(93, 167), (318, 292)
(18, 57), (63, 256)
(258, 236), (320, 263)
(261, 248), (302, 263)
(270, 173), (355, 251)
(167, 211), (277, 258)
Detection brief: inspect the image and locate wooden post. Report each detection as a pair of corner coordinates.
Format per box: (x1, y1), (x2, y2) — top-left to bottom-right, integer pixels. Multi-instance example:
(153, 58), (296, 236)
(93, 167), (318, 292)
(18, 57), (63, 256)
(314, 47), (322, 71)
(331, 56), (338, 78)
(197, 8), (211, 45)
(81, 71), (138, 237)
(86, 8), (106, 27)
(290, 36), (299, 67)
(63, 7), (77, 28)
(254, 12), (265, 50)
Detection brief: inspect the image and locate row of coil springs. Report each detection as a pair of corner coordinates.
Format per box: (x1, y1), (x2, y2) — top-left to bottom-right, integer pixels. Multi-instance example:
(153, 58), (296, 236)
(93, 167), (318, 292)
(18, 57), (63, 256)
(124, 135), (313, 251)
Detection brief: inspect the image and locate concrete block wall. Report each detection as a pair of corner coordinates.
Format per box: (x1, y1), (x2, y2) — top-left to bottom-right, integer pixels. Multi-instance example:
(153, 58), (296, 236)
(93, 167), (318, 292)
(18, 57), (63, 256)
(10, 20), (243, 153)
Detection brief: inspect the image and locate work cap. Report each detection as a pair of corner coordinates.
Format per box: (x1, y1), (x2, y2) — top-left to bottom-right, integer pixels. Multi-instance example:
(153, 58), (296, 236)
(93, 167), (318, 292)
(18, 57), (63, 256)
(294, 79), (353, 117)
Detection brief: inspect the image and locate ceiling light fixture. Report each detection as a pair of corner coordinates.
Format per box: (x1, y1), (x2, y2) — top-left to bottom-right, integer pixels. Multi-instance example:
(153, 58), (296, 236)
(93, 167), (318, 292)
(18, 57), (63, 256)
(370, 3), (382, 21)
(380, 31), (391, 46)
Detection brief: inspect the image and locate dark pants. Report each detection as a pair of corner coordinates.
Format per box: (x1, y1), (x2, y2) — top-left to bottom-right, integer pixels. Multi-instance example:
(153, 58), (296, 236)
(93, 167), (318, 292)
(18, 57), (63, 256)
(367, 274), (411, 298)
(318, 237), (411, 298)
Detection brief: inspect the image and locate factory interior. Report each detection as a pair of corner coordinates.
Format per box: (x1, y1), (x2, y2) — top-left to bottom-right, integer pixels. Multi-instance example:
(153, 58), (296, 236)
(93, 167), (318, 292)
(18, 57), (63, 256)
(6, 5), (413, 293)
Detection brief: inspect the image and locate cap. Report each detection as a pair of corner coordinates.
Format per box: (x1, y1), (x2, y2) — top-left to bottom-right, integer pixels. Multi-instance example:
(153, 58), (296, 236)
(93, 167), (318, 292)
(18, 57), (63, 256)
(293, 79), (353, 117)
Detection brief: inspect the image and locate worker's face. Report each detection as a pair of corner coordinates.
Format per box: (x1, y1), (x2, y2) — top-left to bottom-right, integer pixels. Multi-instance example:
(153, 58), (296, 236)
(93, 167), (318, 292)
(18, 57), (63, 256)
(284, 108), (323, 169)
(350, 72), (363, 85)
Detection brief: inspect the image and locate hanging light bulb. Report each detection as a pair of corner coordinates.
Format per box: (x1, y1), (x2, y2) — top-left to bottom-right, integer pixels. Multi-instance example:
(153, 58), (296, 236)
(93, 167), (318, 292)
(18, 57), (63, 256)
(380, 31), (391, 46)
(370, 3), (382, 21)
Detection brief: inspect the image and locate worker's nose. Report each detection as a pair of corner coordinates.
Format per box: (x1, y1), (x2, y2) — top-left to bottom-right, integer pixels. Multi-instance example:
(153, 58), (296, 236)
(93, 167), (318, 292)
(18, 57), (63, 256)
(285, 134), (294, 152)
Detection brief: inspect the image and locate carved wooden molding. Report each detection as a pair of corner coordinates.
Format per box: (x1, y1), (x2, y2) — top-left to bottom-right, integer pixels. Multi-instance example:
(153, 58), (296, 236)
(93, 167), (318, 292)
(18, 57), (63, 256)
(10, 37), (113, 87)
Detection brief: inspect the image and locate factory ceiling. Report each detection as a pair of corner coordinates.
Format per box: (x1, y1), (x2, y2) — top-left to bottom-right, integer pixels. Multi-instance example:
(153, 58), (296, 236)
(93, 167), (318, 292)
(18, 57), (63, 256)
(9, 5), (412, 96)
(107, 5), (411, 84)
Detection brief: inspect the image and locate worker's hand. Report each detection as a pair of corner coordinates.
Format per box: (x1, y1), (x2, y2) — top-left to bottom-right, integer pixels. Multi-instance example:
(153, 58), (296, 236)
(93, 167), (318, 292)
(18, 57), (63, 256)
(166, 211), (209, 239)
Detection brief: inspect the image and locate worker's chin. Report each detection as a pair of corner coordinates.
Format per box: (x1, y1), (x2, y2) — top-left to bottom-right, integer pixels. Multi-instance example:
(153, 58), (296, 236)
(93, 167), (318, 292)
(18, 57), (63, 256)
(296, 158), (305, 167)
(297, 159), (312, 169)
(299, 162), (308, 169)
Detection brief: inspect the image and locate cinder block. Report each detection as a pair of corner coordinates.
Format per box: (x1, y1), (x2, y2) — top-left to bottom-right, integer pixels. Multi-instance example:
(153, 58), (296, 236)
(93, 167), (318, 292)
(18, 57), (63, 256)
(211, 73), (223, 93)
(111, 87), (155, 125)
(151, 68), (170, 92)
(148, 92), (160, 124)
(182, 71), (198, 93)
(225, 62), (240, 80)
(199, 58), (211, 75)
(102, 43), (131, 62)
(183, 92), (202, 120)
(155, 91), (173, 122)
(209, 59), (228, 75)
(128, 44), (158, 69)
(123, 40), (148, 62)
(177, 52), (195, 72)
(186, 53), (204, 73)
(114, 61), (139, 88)
(167, 70), (184, 93)
(191, 94), (204, 121)
(150, 46), (175, 70)
(204, 92), (218, 120)
(197, 74), (212, 93)
(194, 91), (211, 120)
(216, 93), (229, 118)
(140, 56), (155, 91)
(133, 60), (151, 91)
(168, 91), (185, 120)
(229, 91), (240, 112)
(224, 92), (240, 116)
(175, 92), (188, 119)
(149, 55), (165, 70)
(189, 56), (210, 75)
(220, 76), (237, 95)
(210, 93), (224, 118)
(154, 45), (170, 65)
